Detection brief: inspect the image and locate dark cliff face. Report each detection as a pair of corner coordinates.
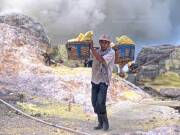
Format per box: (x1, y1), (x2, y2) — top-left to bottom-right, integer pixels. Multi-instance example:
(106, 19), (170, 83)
(136, 45), (180, 81)
(136, 45), (175, 66)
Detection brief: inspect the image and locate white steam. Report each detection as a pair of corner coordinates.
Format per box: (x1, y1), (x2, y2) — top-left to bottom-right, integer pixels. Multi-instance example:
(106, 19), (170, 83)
(0, 0), (179, 45)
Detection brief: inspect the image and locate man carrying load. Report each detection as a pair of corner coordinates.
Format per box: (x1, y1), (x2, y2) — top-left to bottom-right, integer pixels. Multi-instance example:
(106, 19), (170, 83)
(90, 34), (115, 131)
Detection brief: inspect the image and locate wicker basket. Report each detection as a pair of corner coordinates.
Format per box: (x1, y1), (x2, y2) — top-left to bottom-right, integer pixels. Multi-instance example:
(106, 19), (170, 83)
(113, 44), (135, 65)
(66, 41), (91, 60)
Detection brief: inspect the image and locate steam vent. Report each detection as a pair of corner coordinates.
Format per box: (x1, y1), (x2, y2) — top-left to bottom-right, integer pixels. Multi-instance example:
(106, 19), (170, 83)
(0, 13), (50, 76)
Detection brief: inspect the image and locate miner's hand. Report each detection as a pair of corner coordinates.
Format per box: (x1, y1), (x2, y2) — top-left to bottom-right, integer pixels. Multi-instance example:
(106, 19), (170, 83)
(90, 40), (93, 49)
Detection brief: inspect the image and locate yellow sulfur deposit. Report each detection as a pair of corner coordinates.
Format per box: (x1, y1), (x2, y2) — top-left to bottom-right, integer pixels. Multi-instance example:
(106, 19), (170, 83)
(116, 35), (135, 44)
(77, 33), (85, 41)
(123, 91), (142, 101)
(68, 31), (93, 42)
(81, 31), (93, 41)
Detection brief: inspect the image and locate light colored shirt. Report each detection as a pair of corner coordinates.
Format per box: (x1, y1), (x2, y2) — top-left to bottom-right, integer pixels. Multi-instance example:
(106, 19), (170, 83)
(91, 48), (115, 85)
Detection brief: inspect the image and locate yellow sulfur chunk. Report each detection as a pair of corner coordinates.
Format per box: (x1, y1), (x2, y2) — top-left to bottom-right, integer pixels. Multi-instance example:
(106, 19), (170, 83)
(77, 33), (85, 41)
(81, 31), (93, 41)
(68, 31), (93, 42)
(116, 35), (135, 44)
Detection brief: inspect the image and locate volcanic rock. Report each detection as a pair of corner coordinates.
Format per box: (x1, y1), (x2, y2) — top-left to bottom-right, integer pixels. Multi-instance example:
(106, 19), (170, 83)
(0, 13), (50, 76)
(136, 44), (180, 81)
(160, 88), (180, 98)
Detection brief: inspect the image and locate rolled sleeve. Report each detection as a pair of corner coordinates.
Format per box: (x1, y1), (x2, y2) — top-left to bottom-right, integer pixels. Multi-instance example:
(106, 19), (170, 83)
(103, 50), (115, 65)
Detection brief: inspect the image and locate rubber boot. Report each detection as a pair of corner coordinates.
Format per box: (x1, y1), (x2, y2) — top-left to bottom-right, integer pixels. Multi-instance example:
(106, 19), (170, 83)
(94, 114), (103, 130)
(102, 113), (109, 131)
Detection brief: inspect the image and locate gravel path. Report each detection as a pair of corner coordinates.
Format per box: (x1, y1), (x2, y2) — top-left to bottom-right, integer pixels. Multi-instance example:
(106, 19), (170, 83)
(0, 103), (77, 135)
(1, 99), (180, 135)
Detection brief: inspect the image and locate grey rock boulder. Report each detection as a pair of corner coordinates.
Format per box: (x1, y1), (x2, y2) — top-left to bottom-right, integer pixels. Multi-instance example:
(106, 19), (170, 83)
(160, 88), (180, 98)
(136, 45), (180, 81)
(0, 13), (51, 75)
(0, 13), (50, 46)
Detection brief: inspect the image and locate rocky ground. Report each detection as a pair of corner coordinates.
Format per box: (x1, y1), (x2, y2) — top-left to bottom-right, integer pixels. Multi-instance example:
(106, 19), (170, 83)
(0, 66), (180, 135)
(0, 103), (73, 135)
(0, 97), (180, 135)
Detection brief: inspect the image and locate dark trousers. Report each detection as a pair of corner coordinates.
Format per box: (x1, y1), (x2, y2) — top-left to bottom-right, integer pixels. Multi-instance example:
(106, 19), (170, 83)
(91, 82), (108, 114)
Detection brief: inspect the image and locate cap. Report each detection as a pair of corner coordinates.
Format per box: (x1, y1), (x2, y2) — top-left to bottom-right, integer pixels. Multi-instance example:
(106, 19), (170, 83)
(99, 34), (111, 42)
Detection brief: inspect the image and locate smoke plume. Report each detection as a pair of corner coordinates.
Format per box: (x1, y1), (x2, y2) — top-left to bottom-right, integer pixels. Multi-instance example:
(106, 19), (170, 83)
(0, 0), (180, 46)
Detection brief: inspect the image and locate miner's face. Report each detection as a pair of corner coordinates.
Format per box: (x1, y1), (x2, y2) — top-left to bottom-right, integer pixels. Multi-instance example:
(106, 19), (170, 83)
(99, 40), (110, 51)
